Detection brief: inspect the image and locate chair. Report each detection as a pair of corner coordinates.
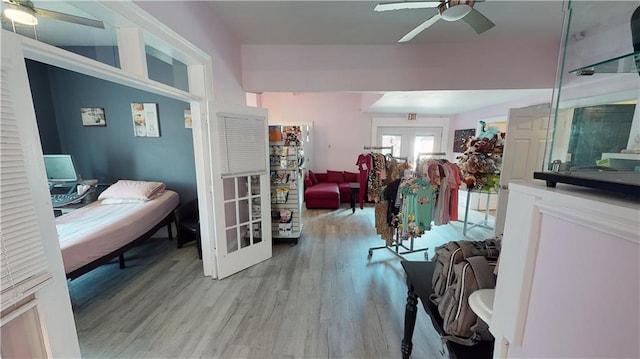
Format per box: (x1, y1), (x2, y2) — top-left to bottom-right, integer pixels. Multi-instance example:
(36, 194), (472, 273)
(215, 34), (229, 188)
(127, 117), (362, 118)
(174, 198), (202, 259)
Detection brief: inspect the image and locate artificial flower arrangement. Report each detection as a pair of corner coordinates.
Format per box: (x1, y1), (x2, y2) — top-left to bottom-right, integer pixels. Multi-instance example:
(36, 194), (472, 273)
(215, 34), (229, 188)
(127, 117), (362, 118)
(457, 124), (504, 192)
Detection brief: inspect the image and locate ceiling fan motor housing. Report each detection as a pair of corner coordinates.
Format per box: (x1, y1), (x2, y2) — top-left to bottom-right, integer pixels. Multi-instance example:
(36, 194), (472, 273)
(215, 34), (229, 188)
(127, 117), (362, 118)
(439, 0), (475, 21)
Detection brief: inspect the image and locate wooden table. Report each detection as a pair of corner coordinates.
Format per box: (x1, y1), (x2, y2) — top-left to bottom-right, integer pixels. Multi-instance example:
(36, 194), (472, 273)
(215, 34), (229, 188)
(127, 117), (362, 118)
(400, 261), (493, 359)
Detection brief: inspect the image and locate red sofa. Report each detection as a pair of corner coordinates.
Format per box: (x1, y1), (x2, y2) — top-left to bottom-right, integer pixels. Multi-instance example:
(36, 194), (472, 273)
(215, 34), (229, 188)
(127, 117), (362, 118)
(304, 170), (359, 209)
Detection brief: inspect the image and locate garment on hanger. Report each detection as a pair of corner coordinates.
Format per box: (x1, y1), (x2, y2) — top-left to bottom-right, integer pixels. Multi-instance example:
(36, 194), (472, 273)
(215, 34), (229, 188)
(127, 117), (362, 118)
(399, 177), (434, 237)
(356, 153), (372, 209)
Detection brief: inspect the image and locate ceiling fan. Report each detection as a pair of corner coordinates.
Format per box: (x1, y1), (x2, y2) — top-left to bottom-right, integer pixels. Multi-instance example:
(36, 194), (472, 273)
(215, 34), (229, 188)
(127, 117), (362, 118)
(1, 0), (104, 29)
(375, 0), (495, 42)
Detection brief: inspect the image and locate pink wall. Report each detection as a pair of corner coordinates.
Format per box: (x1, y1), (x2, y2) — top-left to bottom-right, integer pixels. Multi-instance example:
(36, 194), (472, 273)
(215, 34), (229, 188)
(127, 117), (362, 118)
(262, 93), (371, 172)
(242, 41), (559, 93)
(507, 214), (639, 358)
(134, 1), (246, 105)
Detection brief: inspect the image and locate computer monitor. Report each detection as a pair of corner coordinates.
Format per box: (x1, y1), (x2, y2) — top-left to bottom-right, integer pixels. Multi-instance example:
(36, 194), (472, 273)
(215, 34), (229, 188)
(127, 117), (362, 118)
(43, 154), (81, 185)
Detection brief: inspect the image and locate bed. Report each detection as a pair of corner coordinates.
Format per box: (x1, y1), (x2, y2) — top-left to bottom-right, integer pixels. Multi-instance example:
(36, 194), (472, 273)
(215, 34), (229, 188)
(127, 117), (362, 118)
(55, 180), (180, 280)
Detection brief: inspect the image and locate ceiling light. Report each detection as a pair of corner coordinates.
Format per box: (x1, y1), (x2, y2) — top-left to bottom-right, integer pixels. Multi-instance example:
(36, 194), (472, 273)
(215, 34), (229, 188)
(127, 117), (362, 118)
(4, 3), (38, 26)
(440, 3), (472, 22)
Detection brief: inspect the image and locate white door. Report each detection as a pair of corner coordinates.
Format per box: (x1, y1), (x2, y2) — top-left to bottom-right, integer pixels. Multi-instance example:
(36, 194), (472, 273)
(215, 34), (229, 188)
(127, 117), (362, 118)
(494, 103), (551, 235)
(377, 127), (442, 165)
(210, 104), (272, 279)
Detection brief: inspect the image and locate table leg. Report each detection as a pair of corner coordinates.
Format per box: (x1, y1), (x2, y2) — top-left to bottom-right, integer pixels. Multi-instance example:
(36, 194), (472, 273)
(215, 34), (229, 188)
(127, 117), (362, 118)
(463, 190), (471, 235)
(401, 286), (419, 359)
(350, 187), (357, 214)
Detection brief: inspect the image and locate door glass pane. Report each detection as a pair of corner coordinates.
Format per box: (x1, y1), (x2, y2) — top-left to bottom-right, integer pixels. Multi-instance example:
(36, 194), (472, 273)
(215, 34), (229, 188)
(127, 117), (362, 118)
(253, 221), (263, 243)
(240, 224), (250, 248)
(239, 199), (250, 223)
(237, 176), (249, 198)
(414, 135), (435, 162)
(251, 197), (261, 220)
(226, 228), (238, 253)
(381, 135), (401, 157)
(224, 202), (236, 227)
(250, 175), (261, 195)
(223, 178), (235, 200)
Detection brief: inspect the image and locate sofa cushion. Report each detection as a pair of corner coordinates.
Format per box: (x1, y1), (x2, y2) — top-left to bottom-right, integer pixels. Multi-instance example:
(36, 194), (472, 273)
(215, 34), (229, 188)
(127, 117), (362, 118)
(308, 170), (319, 185)
(343, 171), (359, 183)
(327, 170), (345, 183)
(315, 173), (328, 183)
(304, 177), (313, 190)
(305, 182), (340, 209)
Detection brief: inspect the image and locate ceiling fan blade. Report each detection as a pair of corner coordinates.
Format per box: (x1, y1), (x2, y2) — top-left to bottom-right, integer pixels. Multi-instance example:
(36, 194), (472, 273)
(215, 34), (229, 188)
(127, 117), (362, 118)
(399, 13), (441, 42)
(374, 1), (439, 12)
(462, 7), (494, 34)
(34, 7), (105, 29)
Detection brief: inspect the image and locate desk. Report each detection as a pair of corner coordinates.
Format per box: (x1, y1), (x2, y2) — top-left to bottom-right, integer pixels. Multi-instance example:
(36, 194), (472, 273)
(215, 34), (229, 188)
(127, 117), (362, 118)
(461, 190), (495, 236)
(400, 261), (493, 359)
(349, 182), (360, 214)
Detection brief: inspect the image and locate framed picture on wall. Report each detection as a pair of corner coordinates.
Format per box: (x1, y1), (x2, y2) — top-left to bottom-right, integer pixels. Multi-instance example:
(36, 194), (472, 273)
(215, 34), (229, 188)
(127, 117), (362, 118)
(80, 107), (106, 126)
(453, 128), (475, 153)
(131, 103), (160, 137)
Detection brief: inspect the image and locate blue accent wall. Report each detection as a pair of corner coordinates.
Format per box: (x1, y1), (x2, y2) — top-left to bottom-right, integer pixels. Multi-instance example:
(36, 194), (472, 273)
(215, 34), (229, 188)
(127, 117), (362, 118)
(28, 60), (62, 154)
(26, 60), (197, 203)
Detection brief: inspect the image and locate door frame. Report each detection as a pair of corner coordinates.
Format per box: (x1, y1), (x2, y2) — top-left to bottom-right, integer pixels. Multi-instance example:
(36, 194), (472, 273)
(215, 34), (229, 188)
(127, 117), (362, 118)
(15, 2), (220, 277)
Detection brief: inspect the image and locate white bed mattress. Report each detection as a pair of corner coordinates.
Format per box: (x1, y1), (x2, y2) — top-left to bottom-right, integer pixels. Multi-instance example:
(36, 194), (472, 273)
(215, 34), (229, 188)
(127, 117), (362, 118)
(56, 190), (180, 274)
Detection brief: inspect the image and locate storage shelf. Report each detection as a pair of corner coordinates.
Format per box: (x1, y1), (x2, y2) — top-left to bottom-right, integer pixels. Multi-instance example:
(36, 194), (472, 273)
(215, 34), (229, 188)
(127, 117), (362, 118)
(569, 50), (640, 75)
(269, 126), (305, 243)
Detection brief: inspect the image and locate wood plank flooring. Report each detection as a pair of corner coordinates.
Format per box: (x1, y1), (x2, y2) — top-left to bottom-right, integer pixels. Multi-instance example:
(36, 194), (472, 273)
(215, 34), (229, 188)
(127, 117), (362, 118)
(69, 205), (494, 358)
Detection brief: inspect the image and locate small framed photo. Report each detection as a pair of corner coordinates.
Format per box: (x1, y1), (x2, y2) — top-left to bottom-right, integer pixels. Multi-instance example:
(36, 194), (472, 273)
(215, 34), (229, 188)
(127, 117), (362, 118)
(131, 103), (160, 137)
(81, 107), (106, 126)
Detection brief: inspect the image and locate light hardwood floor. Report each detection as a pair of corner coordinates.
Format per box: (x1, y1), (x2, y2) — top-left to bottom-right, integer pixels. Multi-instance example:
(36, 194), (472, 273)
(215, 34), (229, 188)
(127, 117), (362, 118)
(69, 205), (494, 358)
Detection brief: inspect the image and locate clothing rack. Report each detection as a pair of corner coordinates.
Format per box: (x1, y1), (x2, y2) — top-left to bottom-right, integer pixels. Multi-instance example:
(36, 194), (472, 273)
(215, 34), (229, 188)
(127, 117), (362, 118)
(416, 152), (446, 158)
(368, 176), (435, 261)
(389, 155), (408, 162)
(363, 146), (393, 151)
(367, 227), (430, 260)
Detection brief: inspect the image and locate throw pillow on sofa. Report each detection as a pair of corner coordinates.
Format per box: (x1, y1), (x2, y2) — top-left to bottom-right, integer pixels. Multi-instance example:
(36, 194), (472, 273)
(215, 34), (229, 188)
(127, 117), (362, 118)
(308, 170), (319, 185)
(326, 170), (345, 183)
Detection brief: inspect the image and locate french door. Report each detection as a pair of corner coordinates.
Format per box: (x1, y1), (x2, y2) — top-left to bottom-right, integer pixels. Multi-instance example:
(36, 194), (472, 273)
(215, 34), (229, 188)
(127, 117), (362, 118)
(376, 126), (442, 166)
(211, 104), (272, 279)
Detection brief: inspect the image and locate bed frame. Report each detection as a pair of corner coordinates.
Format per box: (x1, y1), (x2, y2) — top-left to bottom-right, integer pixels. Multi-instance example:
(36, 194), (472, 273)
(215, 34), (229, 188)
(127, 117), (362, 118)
(66, 209), (177, 280)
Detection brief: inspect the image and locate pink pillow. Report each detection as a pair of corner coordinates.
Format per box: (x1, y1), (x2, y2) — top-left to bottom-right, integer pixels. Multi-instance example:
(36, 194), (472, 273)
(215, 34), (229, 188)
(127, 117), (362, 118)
(343, 171), (359, 183)
(308, 170), (319, 185)
(98, 180), (166, 201)
(326, 170), (345, 183)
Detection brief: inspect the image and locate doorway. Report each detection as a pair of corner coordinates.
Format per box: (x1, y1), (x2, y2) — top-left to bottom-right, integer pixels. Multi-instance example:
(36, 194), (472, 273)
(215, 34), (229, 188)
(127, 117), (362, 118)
(376, 126), (443, 166)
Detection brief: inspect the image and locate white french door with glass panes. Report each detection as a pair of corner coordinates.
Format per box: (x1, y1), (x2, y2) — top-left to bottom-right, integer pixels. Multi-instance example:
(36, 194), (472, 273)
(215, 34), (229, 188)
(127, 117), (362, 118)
(212, 105), (272, 279)
(376, 127), (442, 166)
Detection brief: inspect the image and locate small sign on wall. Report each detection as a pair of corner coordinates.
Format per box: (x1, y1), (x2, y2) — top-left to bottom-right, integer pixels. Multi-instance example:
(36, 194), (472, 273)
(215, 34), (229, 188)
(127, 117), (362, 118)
(131, 103), (160, 137)
(408, 113), (417, 121)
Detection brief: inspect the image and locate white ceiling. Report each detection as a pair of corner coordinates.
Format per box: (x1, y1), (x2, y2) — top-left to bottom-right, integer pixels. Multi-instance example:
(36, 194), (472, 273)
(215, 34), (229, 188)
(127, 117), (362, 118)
(205, 0), (566, 114)
(6, 0), (633, 115)
(205, 0), (565, 46)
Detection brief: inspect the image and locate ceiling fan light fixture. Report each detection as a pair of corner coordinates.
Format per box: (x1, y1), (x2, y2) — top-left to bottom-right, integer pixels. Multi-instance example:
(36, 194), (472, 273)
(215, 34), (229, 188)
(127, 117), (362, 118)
(4, 4), (38, 26)
(439, 3), (473, 22)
